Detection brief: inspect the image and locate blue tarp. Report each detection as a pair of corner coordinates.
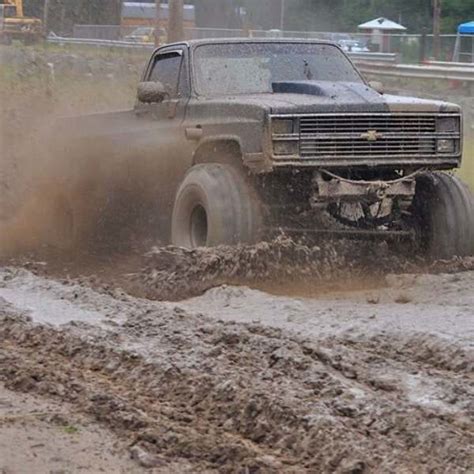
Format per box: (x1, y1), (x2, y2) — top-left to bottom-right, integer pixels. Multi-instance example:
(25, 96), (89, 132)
(458, 21), (474, 34)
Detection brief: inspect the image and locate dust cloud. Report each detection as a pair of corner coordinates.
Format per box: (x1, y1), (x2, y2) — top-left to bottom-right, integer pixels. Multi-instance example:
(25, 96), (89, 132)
(0, 45), (145, 256)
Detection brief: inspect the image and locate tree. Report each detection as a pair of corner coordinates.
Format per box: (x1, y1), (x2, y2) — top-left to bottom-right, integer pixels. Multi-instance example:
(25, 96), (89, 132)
(194, 0), (242, 29)
(441, 0), (474, 32)
(168, 0), (184, 42)
(23, 0), (474, 35)
(23, 0), (121, 34)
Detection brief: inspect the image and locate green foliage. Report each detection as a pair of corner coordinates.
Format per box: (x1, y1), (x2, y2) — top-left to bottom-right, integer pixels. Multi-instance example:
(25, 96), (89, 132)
(441, 0), (474, 33)
(244, 0), (474, 33)
(23, 0), (121, 34)
(22, 0), (474, 34)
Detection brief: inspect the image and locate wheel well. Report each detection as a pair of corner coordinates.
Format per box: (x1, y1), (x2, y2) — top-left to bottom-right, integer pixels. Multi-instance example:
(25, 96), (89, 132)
(192, 140), (244, 169)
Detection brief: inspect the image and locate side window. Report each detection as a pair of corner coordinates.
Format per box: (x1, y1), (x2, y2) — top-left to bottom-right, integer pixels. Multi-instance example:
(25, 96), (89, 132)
(149, 52), (186, 98)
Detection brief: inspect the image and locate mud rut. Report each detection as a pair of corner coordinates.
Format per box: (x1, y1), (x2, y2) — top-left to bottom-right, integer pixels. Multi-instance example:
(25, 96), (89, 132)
(0, 240), (473, 473)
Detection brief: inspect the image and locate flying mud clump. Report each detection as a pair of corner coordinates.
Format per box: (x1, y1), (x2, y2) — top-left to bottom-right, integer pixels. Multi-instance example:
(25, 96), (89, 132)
(132, 236), (406, 300)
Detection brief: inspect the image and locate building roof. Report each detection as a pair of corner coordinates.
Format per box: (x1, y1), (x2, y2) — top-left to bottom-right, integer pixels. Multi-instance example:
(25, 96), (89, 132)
(458, 21), (474, 34)
(358, 17), (406, 31)
(122, 2), (195, 22)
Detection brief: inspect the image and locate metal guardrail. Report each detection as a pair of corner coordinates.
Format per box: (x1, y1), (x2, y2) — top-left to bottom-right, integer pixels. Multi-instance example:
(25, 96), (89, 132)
(356, 61), (474, 82)
(348, 52), (398, 63)
(45, 36), (399, 64)
(46, 35), (474, 84)
(424, 60), (474, 68)
(47, 34), (154, 50)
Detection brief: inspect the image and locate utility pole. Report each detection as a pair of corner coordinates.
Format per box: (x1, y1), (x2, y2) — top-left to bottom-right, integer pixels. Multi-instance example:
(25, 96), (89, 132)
(155, 0), (161, 46)
(168, 0), (184, 43)
(43, 0), (50, 34)
(432, 0), (441, 59)
(280, 0), (285, 31)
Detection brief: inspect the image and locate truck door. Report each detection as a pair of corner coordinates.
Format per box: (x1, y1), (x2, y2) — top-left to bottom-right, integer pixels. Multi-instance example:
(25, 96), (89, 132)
(131, 46), (193, 236)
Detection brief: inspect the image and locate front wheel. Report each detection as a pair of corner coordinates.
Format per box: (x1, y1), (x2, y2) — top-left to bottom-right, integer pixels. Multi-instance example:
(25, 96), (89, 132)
(171, 163), (262, 248)
(410, 172), (474, 259)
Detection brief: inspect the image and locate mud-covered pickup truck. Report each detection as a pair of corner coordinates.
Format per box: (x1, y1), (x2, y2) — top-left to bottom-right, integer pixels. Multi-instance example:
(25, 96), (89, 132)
(54, 39), (473, 258)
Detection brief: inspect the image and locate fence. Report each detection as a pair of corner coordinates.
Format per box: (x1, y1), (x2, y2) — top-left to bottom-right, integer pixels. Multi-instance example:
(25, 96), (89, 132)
(73, 25), (138, 40)
(72, 25), (474, 64)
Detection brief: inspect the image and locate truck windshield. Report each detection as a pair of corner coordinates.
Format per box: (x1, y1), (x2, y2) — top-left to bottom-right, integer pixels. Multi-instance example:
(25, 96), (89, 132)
(194, 42), (362, 96)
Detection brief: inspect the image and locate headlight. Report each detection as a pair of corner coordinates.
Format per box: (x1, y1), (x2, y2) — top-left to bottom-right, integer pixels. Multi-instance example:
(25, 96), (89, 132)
(437, 139), (455, 153)
(437, 116), (459, 133)
(273, 140), (298, 156)
(272, 118), (294, 135)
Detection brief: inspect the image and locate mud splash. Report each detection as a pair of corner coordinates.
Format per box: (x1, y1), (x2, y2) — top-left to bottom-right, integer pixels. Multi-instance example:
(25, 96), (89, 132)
(133, 237), (392, 299)
(3, 235), (473, 303)
(130, 237), (474, 300)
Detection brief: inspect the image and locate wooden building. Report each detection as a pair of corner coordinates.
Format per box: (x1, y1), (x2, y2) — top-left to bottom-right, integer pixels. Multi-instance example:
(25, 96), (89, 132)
(121, 2), (195, 29)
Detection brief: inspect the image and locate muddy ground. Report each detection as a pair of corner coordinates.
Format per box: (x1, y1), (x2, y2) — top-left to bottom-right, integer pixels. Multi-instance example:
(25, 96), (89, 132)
(0, 258), (473, 473)
(0, 45), (473, 473)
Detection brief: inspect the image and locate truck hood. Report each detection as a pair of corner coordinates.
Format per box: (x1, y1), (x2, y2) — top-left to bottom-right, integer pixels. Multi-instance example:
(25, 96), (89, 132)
(213, 81), (460, 114)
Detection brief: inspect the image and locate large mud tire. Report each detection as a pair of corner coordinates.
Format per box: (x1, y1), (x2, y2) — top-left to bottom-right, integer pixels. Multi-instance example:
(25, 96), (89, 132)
(411, 172), (474, 259)
(171, 164), (261, 248)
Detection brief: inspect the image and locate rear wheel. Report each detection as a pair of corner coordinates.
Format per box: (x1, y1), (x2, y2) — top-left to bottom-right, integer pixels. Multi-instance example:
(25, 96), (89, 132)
(171, 163), (262, 248)
(411, 172), (474, 259)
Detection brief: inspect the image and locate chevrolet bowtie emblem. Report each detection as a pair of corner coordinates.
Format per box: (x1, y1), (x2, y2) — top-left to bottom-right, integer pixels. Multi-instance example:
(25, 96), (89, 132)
(361, 130), (383, 141)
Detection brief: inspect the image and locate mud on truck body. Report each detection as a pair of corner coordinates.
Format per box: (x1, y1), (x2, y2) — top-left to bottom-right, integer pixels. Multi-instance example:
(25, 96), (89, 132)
(55, 39), (474, 258)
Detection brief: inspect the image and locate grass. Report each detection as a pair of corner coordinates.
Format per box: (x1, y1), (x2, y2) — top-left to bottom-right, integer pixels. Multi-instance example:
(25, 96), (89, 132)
(63, 424), (80, 434)
(459, 137), (474, 191)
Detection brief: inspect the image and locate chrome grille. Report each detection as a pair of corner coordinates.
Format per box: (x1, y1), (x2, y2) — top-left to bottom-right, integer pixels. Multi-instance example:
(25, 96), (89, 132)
(300, 137), (437, 157)
(299, 114), (441, 159)
(299, 115), (437, 135)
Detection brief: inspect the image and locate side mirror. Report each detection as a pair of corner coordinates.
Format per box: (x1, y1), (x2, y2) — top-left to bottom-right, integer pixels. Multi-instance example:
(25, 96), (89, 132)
(137, 81), (167, 103)
(368, 81), (384, 94)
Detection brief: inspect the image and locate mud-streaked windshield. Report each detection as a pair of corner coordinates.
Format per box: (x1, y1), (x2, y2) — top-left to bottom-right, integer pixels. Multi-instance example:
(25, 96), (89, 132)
(193, 42), (362, 96)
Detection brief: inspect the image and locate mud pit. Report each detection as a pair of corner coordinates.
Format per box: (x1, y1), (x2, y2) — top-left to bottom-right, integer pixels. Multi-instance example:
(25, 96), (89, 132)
(0, 261), (473, 473)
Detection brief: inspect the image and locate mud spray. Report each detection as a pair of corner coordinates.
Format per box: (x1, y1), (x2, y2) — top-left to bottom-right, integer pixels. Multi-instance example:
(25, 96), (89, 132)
(1, 47), (473, 301)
